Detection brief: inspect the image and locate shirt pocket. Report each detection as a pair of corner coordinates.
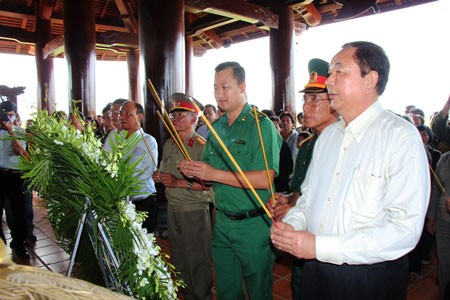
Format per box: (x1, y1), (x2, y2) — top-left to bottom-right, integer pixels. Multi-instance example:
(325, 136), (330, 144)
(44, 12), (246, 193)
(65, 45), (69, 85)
(228, 139), (250, 159)
(347, 168), (384, 219)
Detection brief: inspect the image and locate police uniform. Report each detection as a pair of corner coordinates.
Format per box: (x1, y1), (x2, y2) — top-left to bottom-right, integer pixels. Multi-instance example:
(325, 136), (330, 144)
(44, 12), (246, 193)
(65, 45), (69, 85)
(159, 93), (213, 300)
(202, 103), (281, 299)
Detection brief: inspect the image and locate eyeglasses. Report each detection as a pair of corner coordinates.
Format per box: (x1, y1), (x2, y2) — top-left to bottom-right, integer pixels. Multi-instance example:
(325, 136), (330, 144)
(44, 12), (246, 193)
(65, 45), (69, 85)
(302, 94), (330, 107)
(169, 112), (194, 119)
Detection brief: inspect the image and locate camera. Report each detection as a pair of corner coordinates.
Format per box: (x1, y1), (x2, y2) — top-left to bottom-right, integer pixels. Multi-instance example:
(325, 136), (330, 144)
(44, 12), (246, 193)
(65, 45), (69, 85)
(0, 109), (10, 122)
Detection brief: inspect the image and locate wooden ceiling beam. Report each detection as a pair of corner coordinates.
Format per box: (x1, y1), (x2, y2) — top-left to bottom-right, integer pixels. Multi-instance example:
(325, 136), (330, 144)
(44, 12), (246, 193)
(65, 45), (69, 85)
(0, 24), (35, 43)
(186, 15), (237, 37)
(96, 30), (138, 48)
(42, 31), (138, 59)
(114, 0), (138, 34)
(37, 0), (56, 20)
(100, 0), (112, 18)
(185, 0), (278, 29)
(49, 17), (129, 33)
(42, 33), (63, 59)
(198, 29), (223, 49)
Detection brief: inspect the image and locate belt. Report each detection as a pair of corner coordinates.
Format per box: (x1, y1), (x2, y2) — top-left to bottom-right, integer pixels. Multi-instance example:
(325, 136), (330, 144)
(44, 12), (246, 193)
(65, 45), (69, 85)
(221, 207), (264, 221)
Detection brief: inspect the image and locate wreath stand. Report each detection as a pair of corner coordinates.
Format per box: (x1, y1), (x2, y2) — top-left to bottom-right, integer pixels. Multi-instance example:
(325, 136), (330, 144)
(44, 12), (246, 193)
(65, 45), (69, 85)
(66, 198), (132, 296)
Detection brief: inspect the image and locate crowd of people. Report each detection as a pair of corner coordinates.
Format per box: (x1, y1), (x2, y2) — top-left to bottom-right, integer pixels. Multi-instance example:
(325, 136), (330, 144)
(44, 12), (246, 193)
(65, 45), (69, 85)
(2, 40), (450, 300)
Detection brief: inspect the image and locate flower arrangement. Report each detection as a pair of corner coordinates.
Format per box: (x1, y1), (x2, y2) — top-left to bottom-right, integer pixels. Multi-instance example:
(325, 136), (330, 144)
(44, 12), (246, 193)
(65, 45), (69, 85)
(12, 110), (182, 300)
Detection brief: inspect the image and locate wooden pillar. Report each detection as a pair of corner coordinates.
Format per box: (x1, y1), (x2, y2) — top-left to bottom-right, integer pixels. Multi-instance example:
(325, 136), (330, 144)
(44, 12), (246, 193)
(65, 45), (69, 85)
(270, 4), (296, 114)
(138, 0), (185, 147)
(35, 0), (56, 113)
(63, 0), (96, 117)
(185, 36), (194, 96)
(127, 49), (139, 102)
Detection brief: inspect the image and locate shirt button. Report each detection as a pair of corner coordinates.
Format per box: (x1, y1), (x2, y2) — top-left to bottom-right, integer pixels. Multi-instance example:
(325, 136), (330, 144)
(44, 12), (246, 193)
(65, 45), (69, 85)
(336, 172), (340, 176)
(327, 198), (331, 202)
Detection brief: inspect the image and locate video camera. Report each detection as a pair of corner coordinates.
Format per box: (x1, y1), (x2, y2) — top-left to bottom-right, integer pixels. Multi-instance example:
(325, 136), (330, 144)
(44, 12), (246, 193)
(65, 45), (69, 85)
(0, 109), (10, 122)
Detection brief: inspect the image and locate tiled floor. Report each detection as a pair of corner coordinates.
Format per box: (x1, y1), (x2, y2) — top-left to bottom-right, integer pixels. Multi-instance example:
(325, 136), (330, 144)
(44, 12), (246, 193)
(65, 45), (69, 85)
(1, 195), (442, 299)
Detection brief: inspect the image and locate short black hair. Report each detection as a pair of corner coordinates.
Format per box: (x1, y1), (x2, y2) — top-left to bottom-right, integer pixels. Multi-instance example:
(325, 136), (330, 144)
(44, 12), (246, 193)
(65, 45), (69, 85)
(215, 61), (245, 85)
(342, 41), (390, 95)
(262, 109), (275, 118)
(269, 116), (281, 126)
(279, 111), (295, 123)
(411, 108), (425, 118)
(112, 98), (129, 106)
(0, 100), (17, 113)
(204, 104), (217, 112)
(102, 102), (112, 114)
(417, 124), (433, 140)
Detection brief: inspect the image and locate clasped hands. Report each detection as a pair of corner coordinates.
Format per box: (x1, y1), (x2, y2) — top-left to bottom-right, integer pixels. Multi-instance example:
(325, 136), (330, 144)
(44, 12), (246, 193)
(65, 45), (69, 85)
(176, 159), (214, 181)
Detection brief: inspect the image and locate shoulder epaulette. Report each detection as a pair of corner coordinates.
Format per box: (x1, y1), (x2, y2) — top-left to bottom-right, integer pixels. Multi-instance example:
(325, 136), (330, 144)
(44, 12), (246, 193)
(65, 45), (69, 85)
(249, 109), (266, 120)
(194, 135), (206, 145)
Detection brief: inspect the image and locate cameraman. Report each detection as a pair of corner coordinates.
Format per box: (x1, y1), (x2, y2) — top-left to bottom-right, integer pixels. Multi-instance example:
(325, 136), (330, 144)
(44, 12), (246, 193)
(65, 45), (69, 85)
(0, 100), (29, 258)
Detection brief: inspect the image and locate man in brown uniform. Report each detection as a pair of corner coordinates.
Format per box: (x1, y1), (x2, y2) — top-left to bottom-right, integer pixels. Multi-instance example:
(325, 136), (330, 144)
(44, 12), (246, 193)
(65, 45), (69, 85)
(153, 93), (213, 300)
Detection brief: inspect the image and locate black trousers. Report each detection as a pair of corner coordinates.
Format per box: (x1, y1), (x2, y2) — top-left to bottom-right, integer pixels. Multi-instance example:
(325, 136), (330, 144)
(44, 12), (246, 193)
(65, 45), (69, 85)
(0, 169), (27, 246)
(132, 194), (158, 233)
(301, 256), (409, 300)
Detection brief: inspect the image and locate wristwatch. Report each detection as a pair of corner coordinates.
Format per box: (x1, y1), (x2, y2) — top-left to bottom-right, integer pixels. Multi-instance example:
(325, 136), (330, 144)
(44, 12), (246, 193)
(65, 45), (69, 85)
(187, 181), (193, 189)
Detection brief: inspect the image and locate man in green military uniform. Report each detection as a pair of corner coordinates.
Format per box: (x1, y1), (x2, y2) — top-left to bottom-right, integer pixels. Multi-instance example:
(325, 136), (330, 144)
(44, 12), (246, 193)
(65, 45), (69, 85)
(178, 62), (281, 300)
(153, 93), (213, 300)
(268, 58), (339, 299)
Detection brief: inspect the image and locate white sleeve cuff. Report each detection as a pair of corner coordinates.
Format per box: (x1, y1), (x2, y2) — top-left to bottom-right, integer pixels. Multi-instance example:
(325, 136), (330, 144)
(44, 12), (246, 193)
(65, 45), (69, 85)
(282, 206), (306, 231)
(315, 234), (343, 265)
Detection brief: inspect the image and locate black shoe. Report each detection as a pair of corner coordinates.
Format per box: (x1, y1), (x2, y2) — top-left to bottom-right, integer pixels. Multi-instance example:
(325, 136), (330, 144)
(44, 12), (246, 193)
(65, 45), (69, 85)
(26, 234), (37, 244)
(11, 243), (30, 259)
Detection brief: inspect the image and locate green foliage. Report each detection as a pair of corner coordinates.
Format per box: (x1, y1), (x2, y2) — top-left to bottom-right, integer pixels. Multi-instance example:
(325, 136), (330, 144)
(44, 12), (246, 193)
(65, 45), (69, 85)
(12, 110), (183, 299)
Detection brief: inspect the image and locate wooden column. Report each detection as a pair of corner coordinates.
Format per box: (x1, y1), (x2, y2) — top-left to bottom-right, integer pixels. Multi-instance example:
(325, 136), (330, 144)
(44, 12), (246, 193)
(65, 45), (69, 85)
(35, 0), (56, 113)
(127, 49), (139, 102)
(138, 0), (185, 148)
(270, 4), (296, 114)
(63, 0), (96, 117)
(185, 36), (194, 96)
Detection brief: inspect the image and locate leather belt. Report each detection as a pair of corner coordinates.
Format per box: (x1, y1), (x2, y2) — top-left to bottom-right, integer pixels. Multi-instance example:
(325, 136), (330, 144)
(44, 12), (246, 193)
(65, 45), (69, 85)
(221, 207), (264, 221)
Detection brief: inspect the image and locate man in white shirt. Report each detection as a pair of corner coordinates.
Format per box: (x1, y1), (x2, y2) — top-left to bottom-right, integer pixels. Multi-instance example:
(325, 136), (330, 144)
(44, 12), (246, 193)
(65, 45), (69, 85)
(270, 41), (430, 300)
(105, 100), (158, 233)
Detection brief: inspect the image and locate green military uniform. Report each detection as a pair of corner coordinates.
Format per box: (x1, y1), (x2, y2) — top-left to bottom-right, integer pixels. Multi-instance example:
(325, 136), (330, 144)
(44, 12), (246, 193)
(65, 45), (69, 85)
(160, 130), (213, 300)
(290, 134), (317, 193)
(289, 134), (317, 300)
(202, 103), (281, 300)
(289, 57), (330, 300)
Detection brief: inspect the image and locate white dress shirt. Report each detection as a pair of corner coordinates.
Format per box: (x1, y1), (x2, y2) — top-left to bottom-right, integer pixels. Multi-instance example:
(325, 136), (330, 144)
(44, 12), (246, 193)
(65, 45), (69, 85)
(104, 129), (158, 199)
(283, 101), (430, 265)
(0, 126), (26, 170)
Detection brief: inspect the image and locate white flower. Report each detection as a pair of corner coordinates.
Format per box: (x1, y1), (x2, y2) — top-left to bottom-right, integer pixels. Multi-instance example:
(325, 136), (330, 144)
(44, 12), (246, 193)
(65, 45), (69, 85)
(53, 139), (64, 145)
(139, 277), (149, 287)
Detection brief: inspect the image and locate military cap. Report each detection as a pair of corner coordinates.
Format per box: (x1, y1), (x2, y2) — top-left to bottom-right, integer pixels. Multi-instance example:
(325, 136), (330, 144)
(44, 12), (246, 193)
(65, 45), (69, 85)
(299, 58), (329, 93)
(169, 93), (204, 115)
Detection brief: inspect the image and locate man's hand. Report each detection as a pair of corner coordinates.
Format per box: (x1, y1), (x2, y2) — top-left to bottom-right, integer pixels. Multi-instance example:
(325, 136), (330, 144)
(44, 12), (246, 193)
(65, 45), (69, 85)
(267, 193), (291, 221)
(1, 120), (13, 133)
(152, 171), (179, 188)
(270, 222), (316, 259)
(177, 159), (215, 181)
(426, 218), (436, 235)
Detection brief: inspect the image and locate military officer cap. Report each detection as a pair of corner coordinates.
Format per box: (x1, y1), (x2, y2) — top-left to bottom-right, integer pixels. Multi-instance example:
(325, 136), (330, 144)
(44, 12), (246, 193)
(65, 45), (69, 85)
(170, 93), (204, 115)
(299, 58), (329, 94)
